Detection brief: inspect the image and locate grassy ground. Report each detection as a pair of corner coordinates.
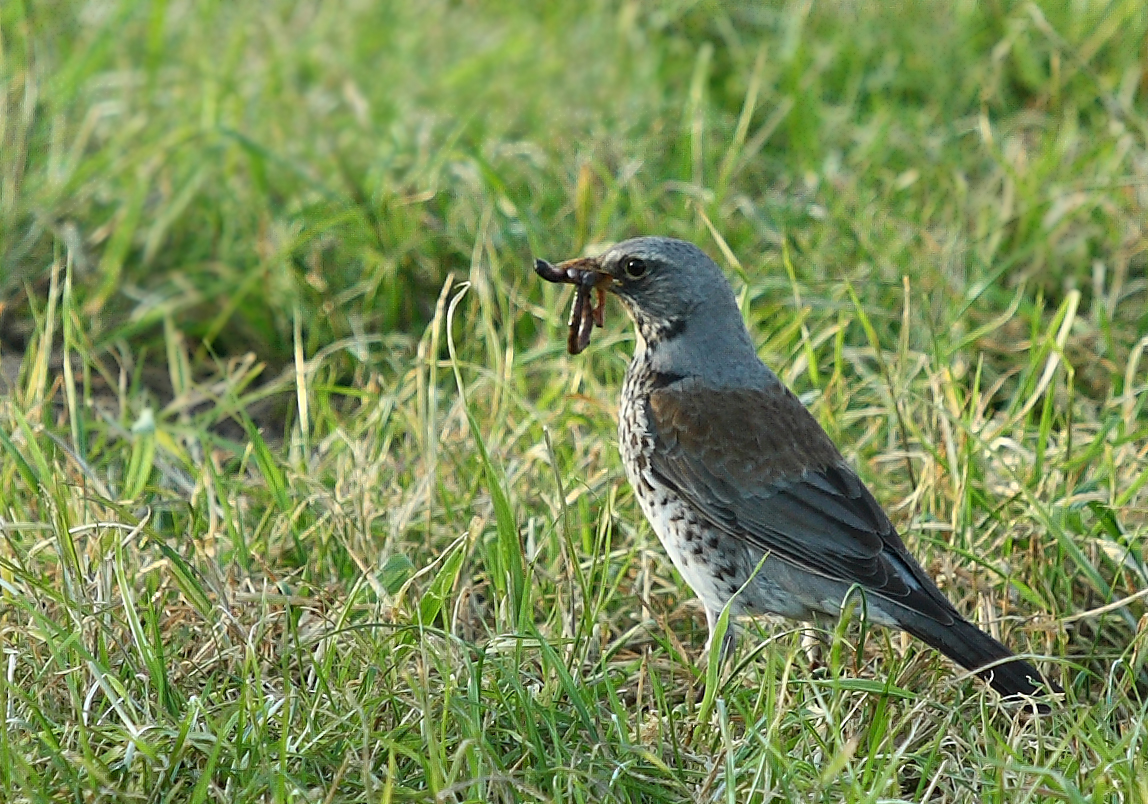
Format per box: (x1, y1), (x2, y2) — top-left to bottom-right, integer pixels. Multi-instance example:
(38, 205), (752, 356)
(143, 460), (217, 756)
(2, 0), (1147, 801)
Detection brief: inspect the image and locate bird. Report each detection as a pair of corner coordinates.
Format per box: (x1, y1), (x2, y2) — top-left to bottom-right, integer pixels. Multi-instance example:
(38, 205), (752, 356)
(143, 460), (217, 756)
(535, 236), (1058, 706)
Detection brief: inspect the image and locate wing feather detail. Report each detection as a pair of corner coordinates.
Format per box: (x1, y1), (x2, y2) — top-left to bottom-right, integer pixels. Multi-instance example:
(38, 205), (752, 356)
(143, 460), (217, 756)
(647, 382), (959, 625)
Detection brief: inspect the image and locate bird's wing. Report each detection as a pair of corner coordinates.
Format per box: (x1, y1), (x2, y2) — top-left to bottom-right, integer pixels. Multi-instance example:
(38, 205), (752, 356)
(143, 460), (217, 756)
(647, 382), (959, 625)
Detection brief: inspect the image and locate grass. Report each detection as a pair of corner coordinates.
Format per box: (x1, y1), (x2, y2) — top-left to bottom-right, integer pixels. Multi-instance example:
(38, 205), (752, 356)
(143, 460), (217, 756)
(2, 0), (1147, 801)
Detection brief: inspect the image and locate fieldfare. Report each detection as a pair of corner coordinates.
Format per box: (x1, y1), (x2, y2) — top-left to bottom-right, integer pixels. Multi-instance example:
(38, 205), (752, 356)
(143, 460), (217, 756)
(536, 236), (1057, 705)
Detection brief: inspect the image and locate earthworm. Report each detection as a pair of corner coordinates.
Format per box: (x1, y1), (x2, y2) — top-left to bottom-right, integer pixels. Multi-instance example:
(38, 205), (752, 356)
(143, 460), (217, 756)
(567, 279), (588, 354)
(534, 258), (608, 355)
(533, 258), (569, 283)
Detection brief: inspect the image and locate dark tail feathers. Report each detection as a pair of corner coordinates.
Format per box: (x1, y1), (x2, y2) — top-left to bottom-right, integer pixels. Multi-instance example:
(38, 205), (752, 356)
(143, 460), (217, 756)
(903, 616), (1060, 711)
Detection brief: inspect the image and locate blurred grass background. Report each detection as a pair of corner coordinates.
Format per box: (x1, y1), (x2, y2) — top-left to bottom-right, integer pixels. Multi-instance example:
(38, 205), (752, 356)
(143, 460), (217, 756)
(2, 1), (1147, 802)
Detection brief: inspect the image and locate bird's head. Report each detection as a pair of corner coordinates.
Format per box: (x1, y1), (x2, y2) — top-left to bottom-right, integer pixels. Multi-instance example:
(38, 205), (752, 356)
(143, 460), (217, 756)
(541, 237), (735, 343)
(536, 236), (771, 386)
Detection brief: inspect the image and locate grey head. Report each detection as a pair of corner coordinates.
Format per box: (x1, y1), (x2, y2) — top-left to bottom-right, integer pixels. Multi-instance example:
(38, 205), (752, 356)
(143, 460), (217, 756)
(583, 237), (776, 388)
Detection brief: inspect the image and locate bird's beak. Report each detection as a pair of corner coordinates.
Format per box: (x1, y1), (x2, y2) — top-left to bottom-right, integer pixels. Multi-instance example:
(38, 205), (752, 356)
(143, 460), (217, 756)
(534, 255), (614, 355)
(557, 257), (611, 280)
(534, 256), (615, 289)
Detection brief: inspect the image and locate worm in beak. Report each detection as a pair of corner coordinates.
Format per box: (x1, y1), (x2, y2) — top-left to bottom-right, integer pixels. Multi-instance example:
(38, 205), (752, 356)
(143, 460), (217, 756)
(534, 258), (610, 355)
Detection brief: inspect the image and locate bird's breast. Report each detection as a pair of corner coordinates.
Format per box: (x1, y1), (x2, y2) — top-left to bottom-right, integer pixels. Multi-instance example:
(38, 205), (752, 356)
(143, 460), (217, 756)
(618, 360), (655, 481)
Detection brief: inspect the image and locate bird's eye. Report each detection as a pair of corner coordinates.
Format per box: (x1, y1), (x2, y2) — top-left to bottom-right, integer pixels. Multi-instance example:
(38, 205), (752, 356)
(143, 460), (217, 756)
(622, 257), (648, 279)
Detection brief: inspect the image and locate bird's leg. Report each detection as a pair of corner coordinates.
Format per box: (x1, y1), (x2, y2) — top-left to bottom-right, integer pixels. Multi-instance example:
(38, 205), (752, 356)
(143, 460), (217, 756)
(801, 626), (827, 672)
(704, 608), (739, 666)
(696, 608), (739, 703)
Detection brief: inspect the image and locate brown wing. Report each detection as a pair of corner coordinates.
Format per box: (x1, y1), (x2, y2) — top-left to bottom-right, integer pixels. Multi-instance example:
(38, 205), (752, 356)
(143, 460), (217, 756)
(647, 382), (960, 625)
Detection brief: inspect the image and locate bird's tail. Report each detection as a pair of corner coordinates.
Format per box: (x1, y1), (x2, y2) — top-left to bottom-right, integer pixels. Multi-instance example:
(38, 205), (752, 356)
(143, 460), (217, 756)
(902, 616), (1060, 708)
